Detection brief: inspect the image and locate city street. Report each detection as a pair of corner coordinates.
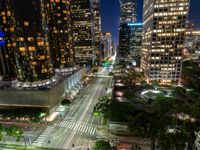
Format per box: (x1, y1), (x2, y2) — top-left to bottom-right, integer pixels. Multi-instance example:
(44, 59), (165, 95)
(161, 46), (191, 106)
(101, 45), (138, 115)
(33, 68), (112, 149)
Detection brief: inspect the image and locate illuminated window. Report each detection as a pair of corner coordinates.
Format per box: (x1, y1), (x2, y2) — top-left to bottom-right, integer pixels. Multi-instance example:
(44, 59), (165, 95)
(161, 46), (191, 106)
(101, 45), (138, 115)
(19, 47), (26, 52)
(10, 27), (14, 32)
(24, 21), (29, 26)
(28, 46), (36, 52)
(28, 37), (34, 41)
(7, 11), (11, 16)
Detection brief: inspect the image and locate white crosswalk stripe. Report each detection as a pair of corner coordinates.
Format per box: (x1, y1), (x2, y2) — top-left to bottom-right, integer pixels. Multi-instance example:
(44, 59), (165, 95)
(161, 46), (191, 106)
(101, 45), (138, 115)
(33, 126), (54, 146)
(57, 120), (96, 136)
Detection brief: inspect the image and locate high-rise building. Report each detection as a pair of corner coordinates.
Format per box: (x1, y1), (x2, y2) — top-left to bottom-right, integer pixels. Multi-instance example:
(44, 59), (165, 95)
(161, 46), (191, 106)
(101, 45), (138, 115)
(49, 0), (73, 69)
(120, 0), (137, 24)
(71, 0), (95, 65)
(141, 0), (190, 83)
(118, 0), (137, 59)
(0, 30), (11, 79)
(185, 30), (200, 52)
(118, 23), (131, 58)
(101, 32), (112, 58)
(129, 23), (142, 67)
(0, 0), (54, 82)
(91, 0), (102, 63)
(0, 0), (73, 82)
(92, 0), (101, 43)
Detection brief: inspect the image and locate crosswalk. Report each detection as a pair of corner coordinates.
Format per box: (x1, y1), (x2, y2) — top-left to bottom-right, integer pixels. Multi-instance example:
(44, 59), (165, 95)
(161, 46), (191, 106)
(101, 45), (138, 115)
(33, 126), (54, 146)
(56, 120), (96, 136)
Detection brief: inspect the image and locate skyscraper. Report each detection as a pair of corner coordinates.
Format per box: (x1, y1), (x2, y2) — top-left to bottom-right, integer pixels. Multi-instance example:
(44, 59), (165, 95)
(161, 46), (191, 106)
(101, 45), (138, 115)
(101, 32), (112, 58)
(92, 0), (101, 43)
(49, 0), (73, 69)
(0, 0), (54, 82)
(0, 30), (11, 79)
(118, 23), (131, 58)
(118, 0), (137, 59)
(71, 0), (95, 65)
(129, 23), (142, 67)
(120, 0), (137, 24)
(91, 0), (102, 63)
(141, 0), (190, 83)
(0, 0), (73, 82)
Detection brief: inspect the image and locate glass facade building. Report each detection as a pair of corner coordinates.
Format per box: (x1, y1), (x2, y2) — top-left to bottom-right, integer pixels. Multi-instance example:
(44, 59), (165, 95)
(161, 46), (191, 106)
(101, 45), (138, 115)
(120, 0), (137, 24)
(141, 0), (190, 83)
(0, 30), (11, 78)
(71, 0), (95, 65)
(0, 0), (72, 82)
(118, 0), (137, 59)
(129, 23), (142, 66)
(0, 0), (54, 81)
(92, 0), (102, 63)
(49, 0), (73, 69)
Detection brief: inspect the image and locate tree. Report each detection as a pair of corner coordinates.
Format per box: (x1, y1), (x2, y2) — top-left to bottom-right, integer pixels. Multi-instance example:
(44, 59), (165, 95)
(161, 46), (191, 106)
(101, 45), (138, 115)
(93, 68), (98, 73)
(94, 140), (112, 150)
(5, 125), (23, 142)
(61, 99), (71, 106)
(152, 81), (159, 90)
(128, 112), (160, 150)
(121, 69), (145, 86)
(141, 80), (147, 87)
(0, 124), (5, 142)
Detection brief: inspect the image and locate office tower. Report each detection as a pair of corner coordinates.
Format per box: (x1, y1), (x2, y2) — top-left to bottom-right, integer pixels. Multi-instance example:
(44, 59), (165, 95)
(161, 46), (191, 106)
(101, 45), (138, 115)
(129, 23), (142, 67)
(0, 30), (11, 79)
(185, 30), (200, 53)
(71, 0), (95, 65)
(49, 0), (73, 69)
(101, 32), (112, 58)
(92, 0), (101, 43)
(118, 0), (137, 59)
(91, 0), (102, 63)
(0, 0), (54, 82)
(141, 0), (190, 83)
(120, 0), (137, 24)
(119, 23), (131, 58)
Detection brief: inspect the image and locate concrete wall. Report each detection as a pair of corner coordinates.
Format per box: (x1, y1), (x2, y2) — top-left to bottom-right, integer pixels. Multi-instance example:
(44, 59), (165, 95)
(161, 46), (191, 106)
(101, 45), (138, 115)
(0, 67), (86, 111)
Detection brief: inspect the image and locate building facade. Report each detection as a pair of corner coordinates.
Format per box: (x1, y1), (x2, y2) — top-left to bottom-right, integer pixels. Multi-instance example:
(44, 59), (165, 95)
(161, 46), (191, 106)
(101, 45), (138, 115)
(91, 0), (102, 64)
(101, 32), (113, 58)
(118, 23), (131, 59)
(120, 0), (137, 24)
(118, 0), (137, 59)
(141, 0), (190, 83)
(129, 23), (142, 66)
(185, 30), (200, 53)
(0, 0), (55, 82)
(71, 0), (95, 65)
(49, 0), (73, 69)
(0, 0), (73, 82)
(0, 30), (11, 79)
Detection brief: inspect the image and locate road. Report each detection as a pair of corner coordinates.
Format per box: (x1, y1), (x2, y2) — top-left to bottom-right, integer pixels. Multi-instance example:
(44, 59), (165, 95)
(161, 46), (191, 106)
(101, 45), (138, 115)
(32, 67), (112, 149)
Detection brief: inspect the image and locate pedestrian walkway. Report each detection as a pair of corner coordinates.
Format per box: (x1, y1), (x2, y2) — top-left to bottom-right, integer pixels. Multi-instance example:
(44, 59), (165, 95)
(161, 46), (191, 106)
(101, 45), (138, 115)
(56, 120), (96, 136)
(32, 126), (54, 146)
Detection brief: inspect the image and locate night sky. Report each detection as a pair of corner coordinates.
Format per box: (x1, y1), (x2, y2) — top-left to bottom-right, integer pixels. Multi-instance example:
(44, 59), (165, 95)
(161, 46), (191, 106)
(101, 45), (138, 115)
(100, 0), (200, 45)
